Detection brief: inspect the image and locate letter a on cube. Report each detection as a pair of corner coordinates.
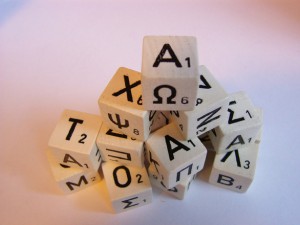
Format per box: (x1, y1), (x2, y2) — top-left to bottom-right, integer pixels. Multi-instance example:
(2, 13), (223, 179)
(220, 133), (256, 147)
(142, 36), (199, 110)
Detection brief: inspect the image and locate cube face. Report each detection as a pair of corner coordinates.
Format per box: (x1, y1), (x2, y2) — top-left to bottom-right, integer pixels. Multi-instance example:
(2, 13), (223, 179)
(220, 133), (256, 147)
(102, 162), (152, 213)
(145, 122), (207, 188)
(209, 93), (263, 153)
(209, 143), (259, 193)
(170, 65), (229, 139)
(98, 67), (155, 141)
(96, 122), (144, 168)
(148, 163), (195, 200)
(47, 150), (101, 194)
(142, 36), (199, 110)
(150, 111), (171, 133)
(48, 109), (102, 171)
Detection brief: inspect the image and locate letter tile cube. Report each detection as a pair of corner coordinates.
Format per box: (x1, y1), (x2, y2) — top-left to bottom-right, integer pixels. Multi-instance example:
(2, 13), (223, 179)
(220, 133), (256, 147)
(170, 65), (229, 139)
(145, 122), (207, 189)
(142, 36), (199, 110)
(209, 92), (263, 153)
(148, 163), (196, 200)
(48, 109), (102, 171)
(98, 67), (156, 141)
(102, 161), (152, 213)
(46, 150), (102, 194)
(208, 143), (260, 193)
(96, 122), (144, 168)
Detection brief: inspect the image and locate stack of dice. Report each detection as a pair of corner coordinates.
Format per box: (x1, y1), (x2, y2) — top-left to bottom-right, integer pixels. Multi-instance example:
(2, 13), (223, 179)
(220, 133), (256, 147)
(47, 36), (263, 213)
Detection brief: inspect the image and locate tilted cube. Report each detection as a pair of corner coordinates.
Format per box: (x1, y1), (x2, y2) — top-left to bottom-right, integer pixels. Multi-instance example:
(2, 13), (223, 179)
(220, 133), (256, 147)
(142, 36), (199, 110)
(96, 121), (144, 168)
(170, 65), (229, 139)
(48, 109), (102, 171)
(209, 143), (260, 193)
(145, 122), (207, 189)
(209, 92), (263, 153)
(150, 111), (171, 133)
(46, 150), (101, 194)
(102, 161), (152, 213)
(98, 67), (156, 141)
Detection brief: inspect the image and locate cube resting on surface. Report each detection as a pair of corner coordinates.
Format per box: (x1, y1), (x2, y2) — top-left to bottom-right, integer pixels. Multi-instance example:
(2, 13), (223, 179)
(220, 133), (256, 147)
(142, 36), (199, 111)
(102, 161), (152, 213)
(209, 143), (260, 193)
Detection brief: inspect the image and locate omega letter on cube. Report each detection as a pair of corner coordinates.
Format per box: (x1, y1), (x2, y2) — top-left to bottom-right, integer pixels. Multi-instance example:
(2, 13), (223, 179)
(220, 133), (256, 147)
(142, 36), (199, 110)
(102, 161), (152, 213)
(48, 109), (102, 171)
(145, 122), (207, 189)
(98, 67), (156, 141)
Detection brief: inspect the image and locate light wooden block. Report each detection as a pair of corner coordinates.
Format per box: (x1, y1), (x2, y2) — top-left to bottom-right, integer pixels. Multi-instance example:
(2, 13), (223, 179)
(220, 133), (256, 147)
(102, 161), (152, 213)
(98, 67), (156, 141)
(208, 143), (260, 193)
(208, 92), (263, 153)
(142, 36), (199, 110)
(170, 65), (229, 139)
(145, 122), (207, 189)
(150, 111), (171, 133)
(48, 109), (102, 171)
(96, 122), (144, 168)
(47, 150), (101, 194)
(148, 163), (196, 200)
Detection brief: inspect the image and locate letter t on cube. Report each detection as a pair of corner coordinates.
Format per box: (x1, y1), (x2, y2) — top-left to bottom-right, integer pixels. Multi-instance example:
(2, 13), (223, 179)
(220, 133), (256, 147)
(142, 36), (199, 110)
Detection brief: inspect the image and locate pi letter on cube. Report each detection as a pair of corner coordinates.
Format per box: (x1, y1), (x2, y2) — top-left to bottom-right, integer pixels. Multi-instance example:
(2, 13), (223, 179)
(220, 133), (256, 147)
(48, 109), (102, 171)
(102, 162), (152, 213)
(142, 36), (199, 110)
(98, 67), (156, 141)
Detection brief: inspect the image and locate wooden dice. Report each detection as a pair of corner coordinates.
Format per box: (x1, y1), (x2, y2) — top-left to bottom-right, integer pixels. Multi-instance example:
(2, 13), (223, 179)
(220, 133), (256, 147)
(142, 36), (199, 111)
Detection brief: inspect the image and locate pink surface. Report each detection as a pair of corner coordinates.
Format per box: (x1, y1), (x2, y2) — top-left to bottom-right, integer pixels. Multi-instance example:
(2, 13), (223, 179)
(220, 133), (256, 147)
(1, 0), (300, 224)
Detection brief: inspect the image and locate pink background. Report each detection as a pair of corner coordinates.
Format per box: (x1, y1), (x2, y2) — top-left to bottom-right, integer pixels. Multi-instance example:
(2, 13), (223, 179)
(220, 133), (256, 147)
(1, 0), (299, 224)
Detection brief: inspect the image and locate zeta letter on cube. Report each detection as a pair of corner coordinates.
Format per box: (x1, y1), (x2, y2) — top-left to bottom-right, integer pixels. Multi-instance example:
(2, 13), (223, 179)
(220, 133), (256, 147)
(142, 36), (199, 110)
(98, 67), (156, 141)
(170, 65), (229, 139)
(48, 109), (102, 171)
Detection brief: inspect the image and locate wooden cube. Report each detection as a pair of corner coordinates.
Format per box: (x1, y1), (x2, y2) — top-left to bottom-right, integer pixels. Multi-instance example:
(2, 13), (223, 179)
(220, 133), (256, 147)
(102, 161), (152, 213)
(170, 65), (229, 139)
(142, 36), (199, 110)
(98, 67), (156, 141)
(209, 92), (263, 153)
(145, 122), (207, 189)
(48, 109), (102, 171)
(148, 163), (196, 200)
(96, 122), (144, 168)
(46, 150), (101, 194)
(208, 143), (260, 193)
